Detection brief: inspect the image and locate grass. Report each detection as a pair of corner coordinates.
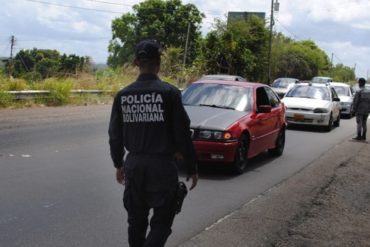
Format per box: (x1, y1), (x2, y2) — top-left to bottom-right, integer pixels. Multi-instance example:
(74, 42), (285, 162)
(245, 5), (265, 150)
(0, 64), (202, 109)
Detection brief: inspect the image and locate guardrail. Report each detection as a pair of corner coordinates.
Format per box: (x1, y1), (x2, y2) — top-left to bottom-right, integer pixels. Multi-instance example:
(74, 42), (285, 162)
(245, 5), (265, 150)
(6, 90), (110, 100)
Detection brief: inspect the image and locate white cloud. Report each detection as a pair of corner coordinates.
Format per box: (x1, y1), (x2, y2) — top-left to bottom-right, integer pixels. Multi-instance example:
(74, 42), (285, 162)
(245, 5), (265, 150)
(1, 0), (369, 75)
(319, 41), (370, 77)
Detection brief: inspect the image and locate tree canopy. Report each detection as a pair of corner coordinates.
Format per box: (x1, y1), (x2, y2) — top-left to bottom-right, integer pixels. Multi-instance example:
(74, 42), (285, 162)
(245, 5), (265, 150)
(108, 0), (204, 67)
(6, 48), (90, 81)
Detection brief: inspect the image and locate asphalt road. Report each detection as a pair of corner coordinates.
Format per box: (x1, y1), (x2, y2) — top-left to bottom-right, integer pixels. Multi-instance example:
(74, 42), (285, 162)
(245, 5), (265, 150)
(0, 106), (357, 247)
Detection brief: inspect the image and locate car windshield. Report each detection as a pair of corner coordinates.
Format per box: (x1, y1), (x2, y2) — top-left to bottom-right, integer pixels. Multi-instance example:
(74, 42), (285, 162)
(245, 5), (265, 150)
(333, 86), (350, 96)
(285, 85), (330, 100)
(272, 78), (295, 88)
(182, 83), (252, 112)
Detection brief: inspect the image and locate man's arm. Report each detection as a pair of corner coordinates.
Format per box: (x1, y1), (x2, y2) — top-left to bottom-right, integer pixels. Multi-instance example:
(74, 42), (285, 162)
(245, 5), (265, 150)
(108, 94), (125, 171)
(352, 90), (361, 114)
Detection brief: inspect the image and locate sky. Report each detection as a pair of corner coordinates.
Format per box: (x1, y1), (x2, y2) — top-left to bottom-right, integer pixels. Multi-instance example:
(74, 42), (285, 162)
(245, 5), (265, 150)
(0, 0), (369, 78)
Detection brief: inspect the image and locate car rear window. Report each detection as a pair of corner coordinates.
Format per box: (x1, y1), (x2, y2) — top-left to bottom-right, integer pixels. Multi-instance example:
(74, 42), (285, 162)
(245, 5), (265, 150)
(285, 85), (330, 101)
(333, 86), (350, 96)
(182, 83), (252, 112)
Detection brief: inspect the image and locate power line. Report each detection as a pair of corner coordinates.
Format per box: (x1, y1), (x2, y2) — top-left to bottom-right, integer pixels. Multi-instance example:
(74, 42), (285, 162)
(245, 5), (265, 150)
(275, 18), (301, 40)
(85, 0), (134, 7)
(17, 37), (110, 42)
(24, 0), (124, 14)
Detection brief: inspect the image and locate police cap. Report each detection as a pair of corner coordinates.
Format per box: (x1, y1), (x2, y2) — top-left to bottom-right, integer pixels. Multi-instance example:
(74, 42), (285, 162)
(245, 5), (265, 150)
(135, 40), (162, 62)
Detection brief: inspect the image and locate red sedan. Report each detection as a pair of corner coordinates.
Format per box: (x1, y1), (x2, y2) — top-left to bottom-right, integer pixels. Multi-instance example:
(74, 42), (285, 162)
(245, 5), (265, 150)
(182, 79), (286, 174)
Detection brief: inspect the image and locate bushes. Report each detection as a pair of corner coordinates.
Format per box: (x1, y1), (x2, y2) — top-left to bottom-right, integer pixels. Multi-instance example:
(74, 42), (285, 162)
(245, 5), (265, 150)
(43, 78), (73, 105)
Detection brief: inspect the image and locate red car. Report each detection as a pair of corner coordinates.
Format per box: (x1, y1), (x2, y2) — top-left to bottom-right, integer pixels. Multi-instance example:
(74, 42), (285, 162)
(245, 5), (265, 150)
(182, 79), (286, 174)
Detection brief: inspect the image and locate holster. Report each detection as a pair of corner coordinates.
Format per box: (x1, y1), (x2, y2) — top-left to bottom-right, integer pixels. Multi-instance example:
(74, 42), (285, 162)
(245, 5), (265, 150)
(174, 181), (188, 214)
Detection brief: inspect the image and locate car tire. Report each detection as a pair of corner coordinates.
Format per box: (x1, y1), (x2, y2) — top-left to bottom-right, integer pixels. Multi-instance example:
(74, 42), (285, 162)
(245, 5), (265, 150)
(325, 113), (333, 131)
(233, 134), (249, 174)
(269, 128), (285, 156)
(334, 113), (340, 127)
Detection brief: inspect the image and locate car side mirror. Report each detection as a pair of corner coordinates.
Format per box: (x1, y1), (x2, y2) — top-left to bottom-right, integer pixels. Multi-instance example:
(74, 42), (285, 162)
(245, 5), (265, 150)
(333, 97), (340, 102)
(258, 105), (272, 113)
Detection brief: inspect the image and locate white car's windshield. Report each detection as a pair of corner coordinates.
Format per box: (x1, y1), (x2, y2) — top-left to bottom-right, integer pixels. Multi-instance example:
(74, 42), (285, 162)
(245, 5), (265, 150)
(333, 86), (350, 96)
(286, 85), (330, 101)
(182, 83), (252, 112)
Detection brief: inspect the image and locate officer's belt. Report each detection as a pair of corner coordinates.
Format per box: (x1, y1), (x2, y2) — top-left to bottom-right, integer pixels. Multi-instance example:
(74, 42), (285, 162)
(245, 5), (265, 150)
(128, 152), (173, 159)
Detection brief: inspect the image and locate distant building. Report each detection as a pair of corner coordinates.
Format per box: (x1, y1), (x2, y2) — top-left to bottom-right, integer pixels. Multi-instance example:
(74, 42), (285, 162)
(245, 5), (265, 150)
(227, 12), (266, 26)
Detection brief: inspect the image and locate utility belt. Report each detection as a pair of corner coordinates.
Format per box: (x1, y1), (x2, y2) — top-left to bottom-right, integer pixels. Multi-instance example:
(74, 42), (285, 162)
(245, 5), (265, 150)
(127, 152), (174, 160)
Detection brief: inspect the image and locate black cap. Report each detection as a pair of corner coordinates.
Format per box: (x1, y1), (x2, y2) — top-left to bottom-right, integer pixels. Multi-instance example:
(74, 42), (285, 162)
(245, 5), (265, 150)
(135, 40), (162, 61)
(359, 77), (366, 83)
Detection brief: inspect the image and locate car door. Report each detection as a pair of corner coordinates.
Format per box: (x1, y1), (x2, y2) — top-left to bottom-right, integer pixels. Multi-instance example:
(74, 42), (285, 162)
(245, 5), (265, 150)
(330, 87), (341, 119)
(249, 86), (276, 156)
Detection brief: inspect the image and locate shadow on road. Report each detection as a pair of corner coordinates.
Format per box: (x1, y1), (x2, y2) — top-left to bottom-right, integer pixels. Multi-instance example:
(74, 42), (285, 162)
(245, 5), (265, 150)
(177, 151), (276, 181)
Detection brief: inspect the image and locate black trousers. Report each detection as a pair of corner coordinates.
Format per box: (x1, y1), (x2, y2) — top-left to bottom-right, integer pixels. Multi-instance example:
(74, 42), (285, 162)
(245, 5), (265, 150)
(123, 154), (178, 247)
(356, 113), (369, 136)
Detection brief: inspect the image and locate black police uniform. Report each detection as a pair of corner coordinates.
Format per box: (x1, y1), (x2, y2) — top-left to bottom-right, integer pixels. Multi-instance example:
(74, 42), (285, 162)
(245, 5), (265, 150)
(109, 73), (197, 247)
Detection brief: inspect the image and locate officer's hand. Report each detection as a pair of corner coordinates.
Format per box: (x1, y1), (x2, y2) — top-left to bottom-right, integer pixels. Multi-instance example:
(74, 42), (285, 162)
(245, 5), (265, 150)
(116, 167), (125, 184)
(187, 173), (198, 190)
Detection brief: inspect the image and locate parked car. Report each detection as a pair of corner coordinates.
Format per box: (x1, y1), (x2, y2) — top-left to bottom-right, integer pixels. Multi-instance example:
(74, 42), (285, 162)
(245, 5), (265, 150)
(200, 74), (247, 82)
(182, 79), (286, 174)
(270, 77), (299, 98)
(330, 82), (355, 118)
(312, 76), (333, 84)
(282, 83), (341, 131)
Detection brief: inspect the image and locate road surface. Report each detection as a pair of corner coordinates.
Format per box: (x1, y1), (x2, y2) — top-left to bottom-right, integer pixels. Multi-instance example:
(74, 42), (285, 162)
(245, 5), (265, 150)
(0, 105), (357, 247)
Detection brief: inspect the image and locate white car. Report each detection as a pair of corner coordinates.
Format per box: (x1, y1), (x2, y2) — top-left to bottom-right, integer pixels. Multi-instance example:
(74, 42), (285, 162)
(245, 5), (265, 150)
(330, 82), (355, 117)
(270, 77), (299, 98)
(282, 83), (341, 131)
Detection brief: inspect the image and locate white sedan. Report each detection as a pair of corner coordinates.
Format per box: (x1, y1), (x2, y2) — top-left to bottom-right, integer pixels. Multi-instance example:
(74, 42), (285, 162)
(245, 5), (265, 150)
(282, 83), (341, 131)
(330, 82), (355, 117)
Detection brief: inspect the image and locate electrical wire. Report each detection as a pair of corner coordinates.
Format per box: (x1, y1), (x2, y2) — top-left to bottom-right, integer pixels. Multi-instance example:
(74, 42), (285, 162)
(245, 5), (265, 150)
(24, 0), (124, 14)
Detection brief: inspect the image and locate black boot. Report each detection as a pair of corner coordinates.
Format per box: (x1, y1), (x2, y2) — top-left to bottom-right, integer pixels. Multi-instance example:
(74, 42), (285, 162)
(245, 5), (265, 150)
(353, 132), (362, 140)
(362, 131), (366, 140)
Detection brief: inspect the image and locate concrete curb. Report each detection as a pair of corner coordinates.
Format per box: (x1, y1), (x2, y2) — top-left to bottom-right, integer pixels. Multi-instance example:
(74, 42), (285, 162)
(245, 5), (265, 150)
(179, 137), (369, 247)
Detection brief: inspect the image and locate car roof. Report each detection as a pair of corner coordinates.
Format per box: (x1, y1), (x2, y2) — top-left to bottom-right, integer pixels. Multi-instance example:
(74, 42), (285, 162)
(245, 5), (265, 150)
(193, 79), (265, 89)
(273, 77), (299, 81)
(200, 74), (247, 81)
(329, 82), (351, 87)
(292, 82), (331, 89)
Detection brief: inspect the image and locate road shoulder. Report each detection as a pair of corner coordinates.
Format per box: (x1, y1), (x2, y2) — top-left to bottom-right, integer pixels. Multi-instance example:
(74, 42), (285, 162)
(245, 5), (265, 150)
(180, 138), (370, 246)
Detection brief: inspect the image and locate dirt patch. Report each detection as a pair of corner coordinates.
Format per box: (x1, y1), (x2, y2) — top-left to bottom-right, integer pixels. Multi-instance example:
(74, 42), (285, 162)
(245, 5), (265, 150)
(274, 147), (370, 247)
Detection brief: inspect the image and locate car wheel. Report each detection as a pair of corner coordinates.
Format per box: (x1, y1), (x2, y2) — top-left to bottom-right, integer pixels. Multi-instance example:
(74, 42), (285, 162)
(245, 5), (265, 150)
(269, 128), (285, 156)
(233, 134), (249, 174)
(325, 113), (333, 131)
(334, 113), (340, 127)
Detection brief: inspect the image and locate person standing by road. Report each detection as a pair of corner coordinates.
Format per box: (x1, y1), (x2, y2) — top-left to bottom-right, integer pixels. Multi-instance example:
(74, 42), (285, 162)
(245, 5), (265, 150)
(352, 78), (370, 140)
(108, 39), (198, 247)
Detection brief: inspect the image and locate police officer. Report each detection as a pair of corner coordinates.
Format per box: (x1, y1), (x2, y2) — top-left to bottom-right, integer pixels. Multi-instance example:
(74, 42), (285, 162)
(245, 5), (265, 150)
(352, 78), (370, 140)
(108, 39), (198, 247)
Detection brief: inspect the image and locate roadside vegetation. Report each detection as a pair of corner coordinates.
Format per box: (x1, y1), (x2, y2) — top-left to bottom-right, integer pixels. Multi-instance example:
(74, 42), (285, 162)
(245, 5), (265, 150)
(0, 0), (357, 109)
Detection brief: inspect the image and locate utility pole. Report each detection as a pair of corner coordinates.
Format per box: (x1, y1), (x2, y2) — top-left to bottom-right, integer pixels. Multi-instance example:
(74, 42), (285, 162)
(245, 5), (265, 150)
(183, 22), (191, 66)
(9, 35), (15, 77)
(10, 35), (15, 59)
(267, 0), (279, 84)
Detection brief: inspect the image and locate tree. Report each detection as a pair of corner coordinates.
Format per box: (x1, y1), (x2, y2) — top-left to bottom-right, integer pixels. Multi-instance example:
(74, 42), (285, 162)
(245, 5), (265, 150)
(196, 16), (268, 82)
(6, 48), (91, 80)
(331, 64), (355, 82)
(272, 35), (331, 80)
(108, 0), (204, 67)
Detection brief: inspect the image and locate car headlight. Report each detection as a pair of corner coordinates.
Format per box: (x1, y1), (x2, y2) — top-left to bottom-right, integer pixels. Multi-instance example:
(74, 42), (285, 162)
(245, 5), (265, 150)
(198, 130), (234, 141)
(313, 108), (329, 113)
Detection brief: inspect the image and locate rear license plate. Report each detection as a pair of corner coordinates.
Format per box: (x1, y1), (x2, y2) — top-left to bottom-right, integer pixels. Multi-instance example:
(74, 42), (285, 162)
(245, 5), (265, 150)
(294, 114), (305, 121)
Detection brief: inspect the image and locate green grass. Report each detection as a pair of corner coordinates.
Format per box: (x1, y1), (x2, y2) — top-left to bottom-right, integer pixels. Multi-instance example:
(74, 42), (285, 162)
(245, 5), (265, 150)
(0, 65), (200, 108)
